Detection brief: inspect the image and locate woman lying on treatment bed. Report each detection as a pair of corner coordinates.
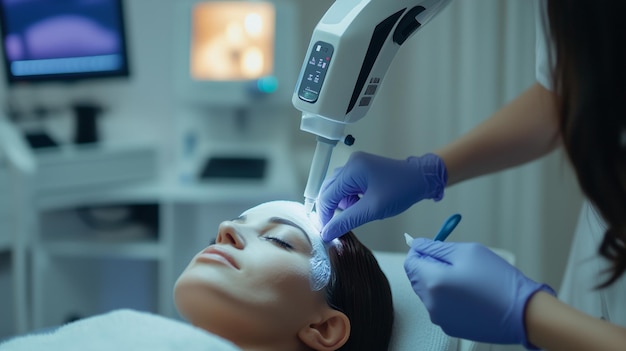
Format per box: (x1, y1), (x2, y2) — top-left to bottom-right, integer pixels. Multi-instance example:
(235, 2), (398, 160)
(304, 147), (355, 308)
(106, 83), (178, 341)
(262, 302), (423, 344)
(1, 201), (393, 351)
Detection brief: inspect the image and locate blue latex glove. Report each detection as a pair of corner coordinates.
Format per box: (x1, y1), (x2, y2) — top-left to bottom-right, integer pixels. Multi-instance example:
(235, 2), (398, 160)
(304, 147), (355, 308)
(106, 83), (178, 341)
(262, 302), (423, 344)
(317, 152), (447, 242)
(404, 238), (556, 349)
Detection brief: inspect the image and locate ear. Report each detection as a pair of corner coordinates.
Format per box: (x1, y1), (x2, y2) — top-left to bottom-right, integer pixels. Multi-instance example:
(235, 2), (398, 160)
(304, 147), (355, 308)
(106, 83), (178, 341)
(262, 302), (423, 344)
(298, 309), (350, 351)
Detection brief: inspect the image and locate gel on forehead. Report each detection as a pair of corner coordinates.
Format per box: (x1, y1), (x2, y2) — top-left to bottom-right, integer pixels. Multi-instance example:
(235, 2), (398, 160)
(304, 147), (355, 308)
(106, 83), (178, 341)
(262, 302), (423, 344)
(240, 201), (332, 291)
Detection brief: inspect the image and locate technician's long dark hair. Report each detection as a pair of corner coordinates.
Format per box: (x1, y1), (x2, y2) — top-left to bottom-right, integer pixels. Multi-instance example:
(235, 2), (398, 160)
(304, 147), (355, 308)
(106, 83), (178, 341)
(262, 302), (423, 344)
(546, 0), (626, 287)
(325, 231), (394, 350)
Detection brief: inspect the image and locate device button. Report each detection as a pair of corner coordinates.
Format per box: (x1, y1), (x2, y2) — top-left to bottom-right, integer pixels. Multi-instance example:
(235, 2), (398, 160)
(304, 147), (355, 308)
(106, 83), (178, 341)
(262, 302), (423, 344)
(365, 84), (378, 95)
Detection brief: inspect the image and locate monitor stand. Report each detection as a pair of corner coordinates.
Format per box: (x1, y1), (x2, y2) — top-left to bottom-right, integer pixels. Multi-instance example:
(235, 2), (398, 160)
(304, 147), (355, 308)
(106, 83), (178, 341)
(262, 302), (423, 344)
(198, 156), (267, 180)
(73, 103), (102, 145)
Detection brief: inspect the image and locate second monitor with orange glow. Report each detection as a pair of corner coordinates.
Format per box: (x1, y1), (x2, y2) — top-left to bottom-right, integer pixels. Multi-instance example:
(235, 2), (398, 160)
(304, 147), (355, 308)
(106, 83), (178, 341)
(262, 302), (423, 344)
(190, 2), (275, 81)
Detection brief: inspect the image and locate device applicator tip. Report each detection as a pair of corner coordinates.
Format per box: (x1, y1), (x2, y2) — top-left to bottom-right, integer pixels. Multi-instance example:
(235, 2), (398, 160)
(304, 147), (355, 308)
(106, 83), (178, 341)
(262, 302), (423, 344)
(304, 198), (315, 215)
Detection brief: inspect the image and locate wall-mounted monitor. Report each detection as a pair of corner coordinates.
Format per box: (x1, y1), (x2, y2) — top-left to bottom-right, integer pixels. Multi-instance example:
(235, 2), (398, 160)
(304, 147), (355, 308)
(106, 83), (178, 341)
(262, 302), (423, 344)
(0, 0), (131, 85)
(174, 0), (297, 108)
(190, 1), (274, 82)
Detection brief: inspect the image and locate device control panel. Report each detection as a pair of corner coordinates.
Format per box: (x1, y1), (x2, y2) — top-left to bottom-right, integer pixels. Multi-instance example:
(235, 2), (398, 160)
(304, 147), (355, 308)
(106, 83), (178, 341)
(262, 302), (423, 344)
(297, 41), (334, 103)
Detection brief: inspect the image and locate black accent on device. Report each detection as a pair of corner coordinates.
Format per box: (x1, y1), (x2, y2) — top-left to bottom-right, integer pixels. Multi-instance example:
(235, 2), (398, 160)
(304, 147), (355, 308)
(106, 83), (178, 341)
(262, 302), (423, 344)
(346, 8), (405, 114)
(393, 6), (426, 45)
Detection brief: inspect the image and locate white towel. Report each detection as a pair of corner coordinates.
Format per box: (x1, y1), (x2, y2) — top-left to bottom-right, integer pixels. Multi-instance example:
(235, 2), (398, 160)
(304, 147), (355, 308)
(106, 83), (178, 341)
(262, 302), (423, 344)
(0, 309), (241, 351)
(374, 251), (459, 351)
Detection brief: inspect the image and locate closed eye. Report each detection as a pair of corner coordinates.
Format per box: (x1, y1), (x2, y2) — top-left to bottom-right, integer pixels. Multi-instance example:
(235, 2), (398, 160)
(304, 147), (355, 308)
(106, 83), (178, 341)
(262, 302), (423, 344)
(263, 236), (294, 250)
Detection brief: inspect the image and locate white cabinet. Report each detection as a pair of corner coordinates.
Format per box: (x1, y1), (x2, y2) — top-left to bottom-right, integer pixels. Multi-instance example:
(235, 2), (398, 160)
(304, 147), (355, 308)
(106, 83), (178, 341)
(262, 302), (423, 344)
(24, 145), (299, 331)
(31, 201), (164, 328)
(0, 142), (163, 333)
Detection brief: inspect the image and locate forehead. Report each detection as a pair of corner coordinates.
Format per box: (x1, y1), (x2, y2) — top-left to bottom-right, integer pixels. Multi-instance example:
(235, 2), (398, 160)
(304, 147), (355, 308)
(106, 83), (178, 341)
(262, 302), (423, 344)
(240, 201), (322, 237)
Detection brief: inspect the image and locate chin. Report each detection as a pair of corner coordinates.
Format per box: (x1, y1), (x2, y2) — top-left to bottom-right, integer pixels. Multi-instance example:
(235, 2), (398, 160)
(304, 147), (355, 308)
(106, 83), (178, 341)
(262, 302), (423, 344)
(174, 276), (216, 317)
(174, 275), (244, 324)
(173, 279), (196, 320)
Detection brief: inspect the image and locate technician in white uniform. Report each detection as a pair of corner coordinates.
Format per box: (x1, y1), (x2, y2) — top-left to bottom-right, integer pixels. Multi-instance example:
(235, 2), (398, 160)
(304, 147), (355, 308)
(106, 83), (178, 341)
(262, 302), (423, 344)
(316, 1), (626, 350)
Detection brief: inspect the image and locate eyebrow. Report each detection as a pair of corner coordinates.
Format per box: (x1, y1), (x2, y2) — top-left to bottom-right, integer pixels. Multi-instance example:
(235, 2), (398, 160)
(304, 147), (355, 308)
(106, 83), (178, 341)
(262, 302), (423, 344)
(234, 215), (313, 247)
(269, 217), (313, 247)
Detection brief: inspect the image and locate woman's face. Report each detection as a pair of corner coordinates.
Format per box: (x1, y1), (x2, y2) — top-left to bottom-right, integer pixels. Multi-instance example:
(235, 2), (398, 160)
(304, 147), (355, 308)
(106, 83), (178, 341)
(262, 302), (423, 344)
(174, 200), (330, 338)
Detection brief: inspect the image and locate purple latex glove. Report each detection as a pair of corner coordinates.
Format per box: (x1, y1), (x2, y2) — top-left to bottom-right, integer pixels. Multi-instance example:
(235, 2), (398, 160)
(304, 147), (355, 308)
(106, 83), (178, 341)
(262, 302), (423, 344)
(317, 152), (447, 242)
(404, 238), (556, 349)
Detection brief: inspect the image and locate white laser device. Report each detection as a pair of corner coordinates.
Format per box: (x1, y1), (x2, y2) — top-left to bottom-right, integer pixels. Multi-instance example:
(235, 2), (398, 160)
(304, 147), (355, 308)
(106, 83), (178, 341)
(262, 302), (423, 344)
(293, 0), (453, 213)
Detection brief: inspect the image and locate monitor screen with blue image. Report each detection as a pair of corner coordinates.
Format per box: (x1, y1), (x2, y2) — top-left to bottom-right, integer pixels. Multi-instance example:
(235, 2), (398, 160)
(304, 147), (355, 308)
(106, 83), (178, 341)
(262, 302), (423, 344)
(0, 0), (130, 84)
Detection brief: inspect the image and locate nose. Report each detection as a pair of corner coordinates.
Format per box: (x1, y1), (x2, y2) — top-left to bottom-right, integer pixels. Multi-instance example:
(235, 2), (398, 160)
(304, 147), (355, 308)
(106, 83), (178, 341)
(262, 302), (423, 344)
(216, 221), (245, 249)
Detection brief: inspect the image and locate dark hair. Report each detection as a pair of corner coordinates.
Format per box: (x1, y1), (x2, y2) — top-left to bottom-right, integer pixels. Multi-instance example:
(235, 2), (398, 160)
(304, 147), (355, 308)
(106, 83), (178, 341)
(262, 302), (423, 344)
(546, 0), (626, 287)
(324, 231), (394, 350)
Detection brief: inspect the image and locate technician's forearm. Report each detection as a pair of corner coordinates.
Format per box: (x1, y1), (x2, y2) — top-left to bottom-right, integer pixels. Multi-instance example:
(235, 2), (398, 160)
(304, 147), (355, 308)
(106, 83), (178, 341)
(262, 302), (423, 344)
(526, 291), (626, 351)
(435, 82), (560, 186)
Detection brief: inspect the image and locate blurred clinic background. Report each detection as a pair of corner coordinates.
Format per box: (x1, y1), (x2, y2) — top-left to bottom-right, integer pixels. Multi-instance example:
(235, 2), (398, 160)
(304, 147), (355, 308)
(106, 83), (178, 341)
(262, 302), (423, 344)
(0, 0), (583, 339)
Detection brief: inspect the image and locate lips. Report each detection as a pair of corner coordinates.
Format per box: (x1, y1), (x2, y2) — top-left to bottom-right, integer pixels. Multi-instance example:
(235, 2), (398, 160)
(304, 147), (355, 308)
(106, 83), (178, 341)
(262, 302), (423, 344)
(197, 246), (240, 270)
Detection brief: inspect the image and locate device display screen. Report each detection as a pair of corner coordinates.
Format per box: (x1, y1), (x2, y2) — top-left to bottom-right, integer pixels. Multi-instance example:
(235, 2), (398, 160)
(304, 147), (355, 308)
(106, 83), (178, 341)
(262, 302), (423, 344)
(297, 41), (333, 103)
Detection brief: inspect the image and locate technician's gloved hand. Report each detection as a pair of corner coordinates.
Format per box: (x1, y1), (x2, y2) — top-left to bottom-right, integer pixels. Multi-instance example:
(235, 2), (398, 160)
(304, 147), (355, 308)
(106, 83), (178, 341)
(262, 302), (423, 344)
(404, 238), (556, 349)
(317, 152), (447, 242)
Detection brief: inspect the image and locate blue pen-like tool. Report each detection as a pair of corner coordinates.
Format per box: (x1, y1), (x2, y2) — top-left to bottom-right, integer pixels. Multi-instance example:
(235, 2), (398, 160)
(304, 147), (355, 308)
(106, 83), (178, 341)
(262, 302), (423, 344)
(433, 213), (462, 241)
(404, 213), (462, 247)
